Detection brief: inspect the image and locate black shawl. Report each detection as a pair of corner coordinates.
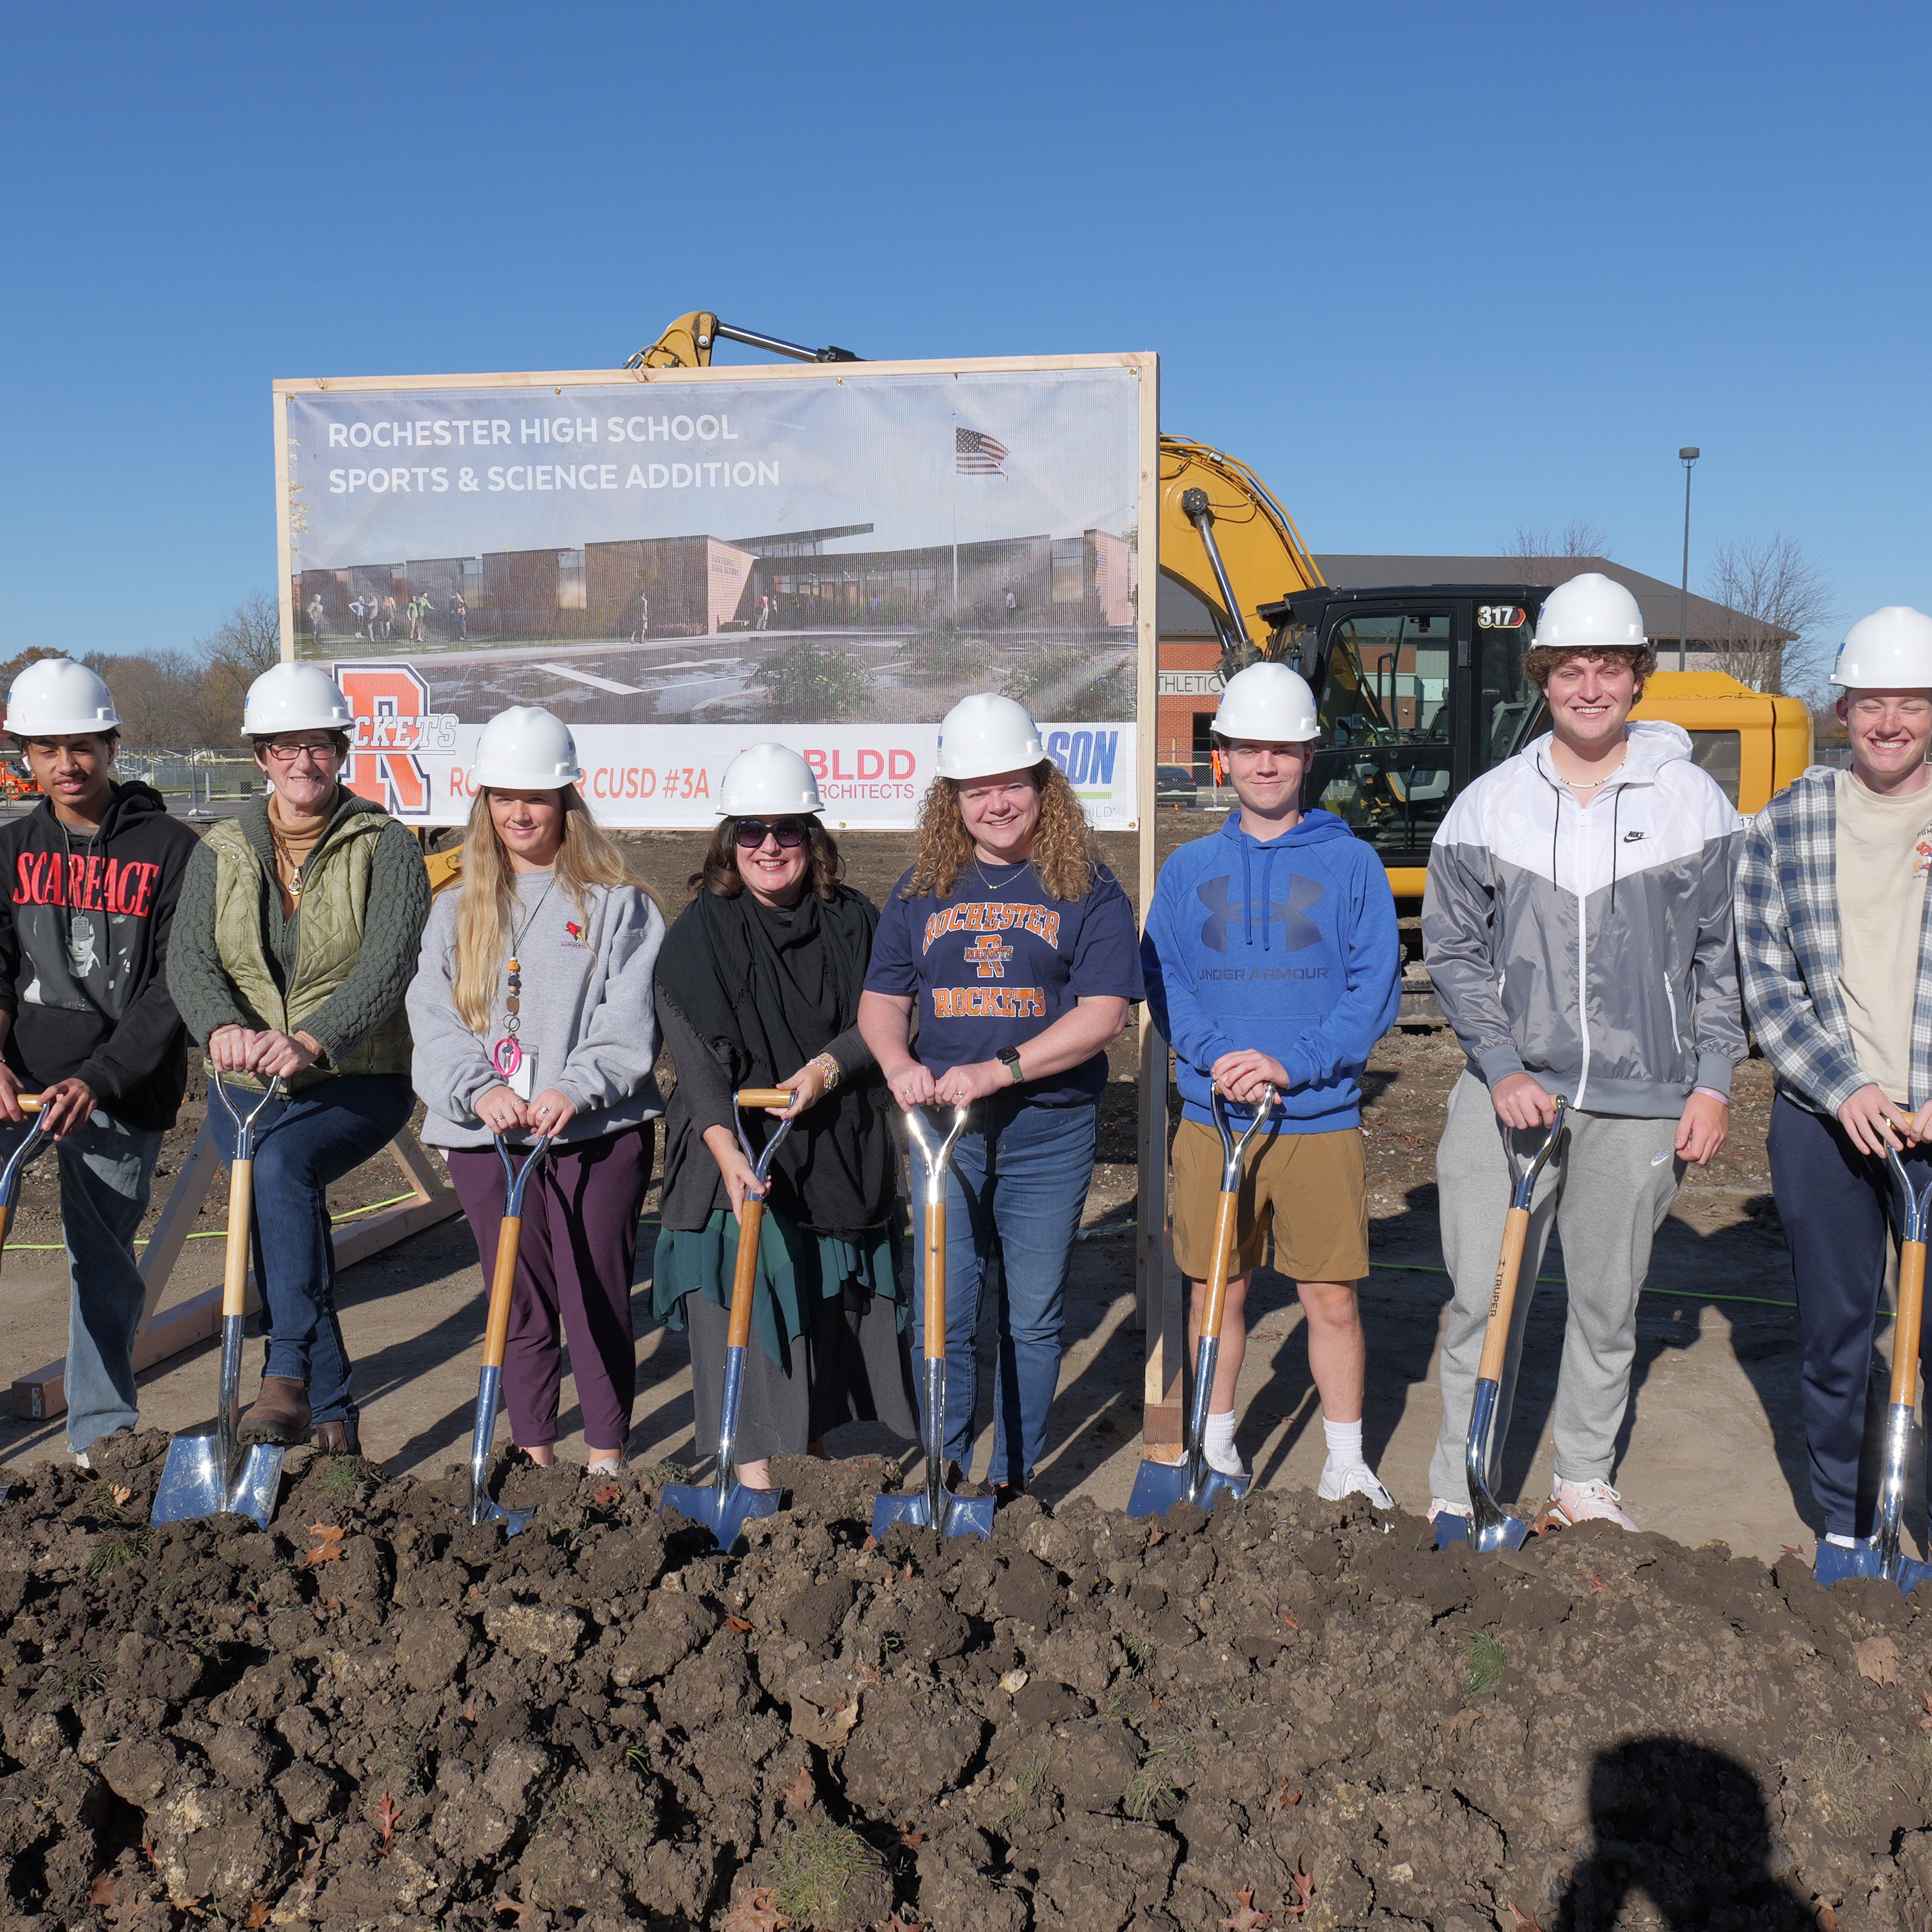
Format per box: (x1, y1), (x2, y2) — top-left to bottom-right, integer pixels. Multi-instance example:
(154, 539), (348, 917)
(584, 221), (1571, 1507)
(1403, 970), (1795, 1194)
(655, 883), (894, 1239)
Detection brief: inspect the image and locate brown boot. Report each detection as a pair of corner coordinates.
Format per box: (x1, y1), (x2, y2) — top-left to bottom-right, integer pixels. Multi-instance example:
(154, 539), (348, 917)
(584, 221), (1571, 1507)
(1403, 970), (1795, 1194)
(238, 1377), (311, 1445)
(311, 1418), (361, 1456)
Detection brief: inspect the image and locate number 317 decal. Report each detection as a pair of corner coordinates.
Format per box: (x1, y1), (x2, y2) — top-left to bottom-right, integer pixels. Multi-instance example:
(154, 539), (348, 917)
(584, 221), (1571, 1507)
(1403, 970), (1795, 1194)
(1477, 604), (1527, 629)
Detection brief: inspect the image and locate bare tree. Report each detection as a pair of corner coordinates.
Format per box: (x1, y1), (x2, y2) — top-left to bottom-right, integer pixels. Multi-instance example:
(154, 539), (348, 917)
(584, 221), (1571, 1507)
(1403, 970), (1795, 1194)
(82, 649), (226, 747)
(1498, 521), (1616, 584)
(199, 591), (284, 741)
(1702, 534), (1834, 695)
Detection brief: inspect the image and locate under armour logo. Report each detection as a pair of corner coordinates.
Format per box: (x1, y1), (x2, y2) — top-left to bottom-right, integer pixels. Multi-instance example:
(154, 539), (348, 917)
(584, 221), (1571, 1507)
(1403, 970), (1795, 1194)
(1196, 873), (1326, 953)
(963, 935), (1013, 980)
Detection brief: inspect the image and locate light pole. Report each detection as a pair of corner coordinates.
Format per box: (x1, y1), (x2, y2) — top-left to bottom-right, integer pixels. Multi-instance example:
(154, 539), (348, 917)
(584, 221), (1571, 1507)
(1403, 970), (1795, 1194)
(1678, 447), (1700, 672)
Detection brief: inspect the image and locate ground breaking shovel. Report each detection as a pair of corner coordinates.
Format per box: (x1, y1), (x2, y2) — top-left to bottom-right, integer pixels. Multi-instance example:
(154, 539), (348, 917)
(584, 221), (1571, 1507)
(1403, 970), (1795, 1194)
(465, 1131), (554, 1536)
(661, 1090), (796, 1552)
(153, 1074), (286, 1531)
(872, 1103), (993, 1543)
(0, 1096), (52, 1275)
(1129, 1083), (1278, 1522)
(1435, 1095), (1568, 1552)
(1828, 1145), (1932, 1594)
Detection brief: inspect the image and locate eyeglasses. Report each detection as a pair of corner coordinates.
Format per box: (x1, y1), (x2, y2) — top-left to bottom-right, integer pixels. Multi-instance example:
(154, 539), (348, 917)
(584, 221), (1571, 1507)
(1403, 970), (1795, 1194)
(733, 818), (807, 850)
(262, 739), (341, 765)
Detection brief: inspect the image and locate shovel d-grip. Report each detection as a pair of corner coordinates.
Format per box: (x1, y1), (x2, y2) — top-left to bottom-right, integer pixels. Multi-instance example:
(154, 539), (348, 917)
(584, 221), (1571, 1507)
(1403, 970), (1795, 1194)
(871, 1103), (993, 1542)
(466, 1131), (554, 1536)
(1437, 1095), (1568, 1553)
(1128, 1083), (1279, 1522)
(0, 1094), (53, 1274)
(1823, 1144), (1932, 1593)
(153, 1074), (287, 1531)
(660, 1090), (797, 1552)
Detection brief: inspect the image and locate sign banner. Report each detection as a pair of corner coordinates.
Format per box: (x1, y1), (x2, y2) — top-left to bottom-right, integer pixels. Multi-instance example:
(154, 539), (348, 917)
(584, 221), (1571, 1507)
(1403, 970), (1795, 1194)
(276, 356), (1155, 828)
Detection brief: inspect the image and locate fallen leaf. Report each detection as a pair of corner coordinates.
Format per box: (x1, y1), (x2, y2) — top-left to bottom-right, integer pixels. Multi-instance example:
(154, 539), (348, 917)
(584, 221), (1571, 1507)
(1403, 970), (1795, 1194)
(372, 1790), (400, 1850)
(494, 1893), (532, 1925)
(1224, 1885), (1273, 1930)
(898, 1826), (924, 1848)
(724, 1614), (753, 1633)
(1449, 1707), (1484, 1738)
(718, 1885), (792, 1932)
(1812, 1901), (1839, 1932)
(242, 1901), (271, 1928)
(591, 1483), (622, 1507)
(1529, 1502), (1567, 1537)
(1853, 1634), (1900, 1685)
(111, 1485), (132, 1508)
(782, 1762), (816, 1812)
(1576, 1567), (1611, 1594)
(1278, 1609), (1301, 1632)
(299, 1523), (346, 1569)
(1288, 1862), (1316, 1918)
(1503, 1902), (1544, 1932)
(861, 1534), (879, 1552)
(1782, 1544), (1804, 1557)
(88, 1874), (117, 1909)
(883, 1918), (925, 1932)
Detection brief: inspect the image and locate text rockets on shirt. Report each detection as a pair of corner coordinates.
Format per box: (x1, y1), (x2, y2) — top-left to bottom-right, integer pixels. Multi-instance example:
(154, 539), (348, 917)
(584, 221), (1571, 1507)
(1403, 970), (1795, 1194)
(921, 901), (1064, 953)
(13, 851), (162, 918)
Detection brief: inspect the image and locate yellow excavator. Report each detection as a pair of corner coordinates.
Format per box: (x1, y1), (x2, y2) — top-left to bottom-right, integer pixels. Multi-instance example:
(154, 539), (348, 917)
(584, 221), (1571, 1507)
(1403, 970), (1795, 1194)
(625, 311), (1812, 913)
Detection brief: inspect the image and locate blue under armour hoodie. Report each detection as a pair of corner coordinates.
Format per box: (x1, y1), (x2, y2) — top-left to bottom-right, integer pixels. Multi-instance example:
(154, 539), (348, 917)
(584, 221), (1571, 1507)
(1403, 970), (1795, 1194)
(1141, 809), (1400, 1132)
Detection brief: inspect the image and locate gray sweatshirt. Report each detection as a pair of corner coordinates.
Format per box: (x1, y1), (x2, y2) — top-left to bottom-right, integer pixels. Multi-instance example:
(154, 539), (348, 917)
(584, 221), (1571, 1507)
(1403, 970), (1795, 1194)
(407, 871), (666, 1148)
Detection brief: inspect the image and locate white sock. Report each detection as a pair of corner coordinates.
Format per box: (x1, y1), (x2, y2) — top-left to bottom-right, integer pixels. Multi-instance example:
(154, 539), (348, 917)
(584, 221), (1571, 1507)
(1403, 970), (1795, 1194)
(1322, 1417), (1365, 1467)
(1204, 1411), (1238, 1459)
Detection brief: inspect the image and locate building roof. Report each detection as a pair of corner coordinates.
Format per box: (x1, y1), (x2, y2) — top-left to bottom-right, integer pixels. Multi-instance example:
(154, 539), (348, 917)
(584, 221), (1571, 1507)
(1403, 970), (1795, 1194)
(1156, 554), (1788, 645)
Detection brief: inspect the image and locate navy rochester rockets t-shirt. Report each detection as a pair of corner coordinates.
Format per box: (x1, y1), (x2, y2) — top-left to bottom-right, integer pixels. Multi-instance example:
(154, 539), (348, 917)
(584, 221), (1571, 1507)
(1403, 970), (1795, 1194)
(864, 859), (1143, 1105)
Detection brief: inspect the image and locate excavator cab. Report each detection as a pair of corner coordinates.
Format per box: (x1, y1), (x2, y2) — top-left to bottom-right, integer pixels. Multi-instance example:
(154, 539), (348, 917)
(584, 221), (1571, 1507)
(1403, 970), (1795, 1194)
(1258, 584), (1551, 896)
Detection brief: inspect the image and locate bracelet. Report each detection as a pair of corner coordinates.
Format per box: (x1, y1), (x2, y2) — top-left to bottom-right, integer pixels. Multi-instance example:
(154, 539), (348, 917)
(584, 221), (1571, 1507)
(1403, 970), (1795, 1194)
(812, 1051), (841, 1090)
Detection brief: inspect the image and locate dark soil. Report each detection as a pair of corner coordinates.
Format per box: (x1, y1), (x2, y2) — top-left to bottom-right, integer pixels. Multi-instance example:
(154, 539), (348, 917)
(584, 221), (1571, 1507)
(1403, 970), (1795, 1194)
(2, 1433), (1926, 1931)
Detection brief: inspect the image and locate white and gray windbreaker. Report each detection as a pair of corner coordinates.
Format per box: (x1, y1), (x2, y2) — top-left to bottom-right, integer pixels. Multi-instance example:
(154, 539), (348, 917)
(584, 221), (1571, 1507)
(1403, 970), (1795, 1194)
(1422, 722), (1745, 1118)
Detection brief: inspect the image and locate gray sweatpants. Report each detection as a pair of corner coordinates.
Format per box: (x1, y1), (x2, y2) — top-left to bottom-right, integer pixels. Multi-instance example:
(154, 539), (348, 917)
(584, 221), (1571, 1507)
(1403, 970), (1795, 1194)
(1426, 1072), (1682, 1507)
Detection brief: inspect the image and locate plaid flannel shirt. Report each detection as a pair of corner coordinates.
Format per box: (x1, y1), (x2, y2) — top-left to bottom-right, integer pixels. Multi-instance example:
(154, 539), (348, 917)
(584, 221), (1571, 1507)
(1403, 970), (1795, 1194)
(1735, 766), (1932, 1115)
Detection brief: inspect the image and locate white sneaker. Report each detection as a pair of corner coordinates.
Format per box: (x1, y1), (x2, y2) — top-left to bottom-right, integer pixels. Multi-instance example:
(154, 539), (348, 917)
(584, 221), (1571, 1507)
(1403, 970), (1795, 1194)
(1319, 1461), (1394, 1509)
(72, 1450), (91, 1472)
(1547, 1478), (1638, 1531)
(1202, 1438), (1248, 1479)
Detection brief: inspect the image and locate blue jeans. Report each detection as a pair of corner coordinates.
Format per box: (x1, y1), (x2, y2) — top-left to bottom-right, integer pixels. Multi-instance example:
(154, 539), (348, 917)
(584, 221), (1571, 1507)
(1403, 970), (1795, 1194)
(208, 1073), (413, 1427)
(0, 1110), (166, 1454)
(911, 1097), (1097, 1488)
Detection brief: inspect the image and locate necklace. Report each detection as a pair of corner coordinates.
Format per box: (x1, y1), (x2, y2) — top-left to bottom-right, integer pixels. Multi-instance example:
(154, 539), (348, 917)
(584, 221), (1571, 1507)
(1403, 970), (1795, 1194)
(1557, 751), (1628, 794)
(60, 818), (104, 977)
(490, 874), (556, 1095)
(972, 852), (1031, 894)
(268, 791), (335, 902)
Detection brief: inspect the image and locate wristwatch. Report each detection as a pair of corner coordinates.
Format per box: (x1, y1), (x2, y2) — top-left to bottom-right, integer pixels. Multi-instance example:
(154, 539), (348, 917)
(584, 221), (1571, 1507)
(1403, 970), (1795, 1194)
(997, 1046), (1024, 1085)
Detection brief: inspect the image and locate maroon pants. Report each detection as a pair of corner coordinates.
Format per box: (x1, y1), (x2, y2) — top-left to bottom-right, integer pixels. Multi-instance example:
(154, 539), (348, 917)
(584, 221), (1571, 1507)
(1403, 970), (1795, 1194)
(445, 1123), (655, 1452)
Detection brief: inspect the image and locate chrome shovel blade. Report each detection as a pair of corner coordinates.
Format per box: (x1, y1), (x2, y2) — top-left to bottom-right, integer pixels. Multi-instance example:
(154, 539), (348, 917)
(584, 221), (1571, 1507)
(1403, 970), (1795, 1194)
(1126, 1457), (1250, 1521)
(470, 1496), (535, 1537)
(151, 1435), (284, 1531)
(661, 1477), (780, 1555)
(1813, 1540), (1883, 1586)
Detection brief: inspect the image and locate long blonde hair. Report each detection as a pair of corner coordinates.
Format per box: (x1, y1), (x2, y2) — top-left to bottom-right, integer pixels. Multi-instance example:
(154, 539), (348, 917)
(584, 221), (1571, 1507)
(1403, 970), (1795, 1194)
(902, 760), (1099, 903)
(451, 786), (655, 1034)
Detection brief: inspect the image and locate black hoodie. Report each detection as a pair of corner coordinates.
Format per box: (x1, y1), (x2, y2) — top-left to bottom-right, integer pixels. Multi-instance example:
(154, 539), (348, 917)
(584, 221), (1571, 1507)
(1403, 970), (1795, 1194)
(0, 782), (201, 1130)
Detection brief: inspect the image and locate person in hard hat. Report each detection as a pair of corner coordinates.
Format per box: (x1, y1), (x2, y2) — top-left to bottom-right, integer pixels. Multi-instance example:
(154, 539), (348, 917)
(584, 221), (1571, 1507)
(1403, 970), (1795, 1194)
(1141, 663), (1401, 1499)
(651, 744), (918, 1488)
(859, 693), (1142, 1502)
(1422, 572), (1744, 1535)
(166, 662), (431, 1453)
(407, 707), (666, 1473)
(0, 657), (201, 1467)
(1736, 607), (1932, 1575)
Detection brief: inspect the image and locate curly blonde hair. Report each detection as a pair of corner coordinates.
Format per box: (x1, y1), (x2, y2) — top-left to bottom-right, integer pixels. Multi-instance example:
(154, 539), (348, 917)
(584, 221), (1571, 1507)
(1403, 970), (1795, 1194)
(903, 760), (1100, 903)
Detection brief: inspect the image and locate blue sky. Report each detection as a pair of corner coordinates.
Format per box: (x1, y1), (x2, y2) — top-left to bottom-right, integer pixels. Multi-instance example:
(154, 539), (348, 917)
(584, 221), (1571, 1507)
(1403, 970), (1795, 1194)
(3, 3), (1924, 680)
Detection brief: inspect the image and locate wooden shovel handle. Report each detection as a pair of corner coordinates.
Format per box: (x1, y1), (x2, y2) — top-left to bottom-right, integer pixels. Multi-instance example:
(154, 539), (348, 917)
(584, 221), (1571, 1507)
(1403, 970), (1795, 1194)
(737, 1089), (796, 1110)
(221, 1158), (254, 1321)
(13, 1095), (42, 1113)
(1196, 1190), (1241, 1343)
(1892, 1240), (1927, 1409)
(727, 1200), (766, 1350)
(922, 1201), (947, 1362)
(1476, 1206), (1532, 1384)
(481, 1215), (522, 1368)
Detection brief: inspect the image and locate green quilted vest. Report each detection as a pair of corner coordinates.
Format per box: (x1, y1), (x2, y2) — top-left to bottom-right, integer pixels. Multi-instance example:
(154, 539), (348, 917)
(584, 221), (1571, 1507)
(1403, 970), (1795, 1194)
(206, 811), (412, 1089)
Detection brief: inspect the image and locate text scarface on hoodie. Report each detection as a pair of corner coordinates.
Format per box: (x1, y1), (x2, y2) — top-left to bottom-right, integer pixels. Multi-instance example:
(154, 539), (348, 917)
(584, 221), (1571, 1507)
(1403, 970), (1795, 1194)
(1142, 809), (1401, 1133)
(0, 783), (200, 1130)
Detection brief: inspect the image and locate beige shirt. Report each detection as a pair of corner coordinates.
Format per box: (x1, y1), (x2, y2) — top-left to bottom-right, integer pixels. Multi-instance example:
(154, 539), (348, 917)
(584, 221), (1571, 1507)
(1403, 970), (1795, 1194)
(1836, 769), (1932, 1105)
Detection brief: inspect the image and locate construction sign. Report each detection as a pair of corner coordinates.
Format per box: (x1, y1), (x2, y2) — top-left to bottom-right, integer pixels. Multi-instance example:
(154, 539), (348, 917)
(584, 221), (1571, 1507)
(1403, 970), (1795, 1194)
(274, 354), (1157, 829)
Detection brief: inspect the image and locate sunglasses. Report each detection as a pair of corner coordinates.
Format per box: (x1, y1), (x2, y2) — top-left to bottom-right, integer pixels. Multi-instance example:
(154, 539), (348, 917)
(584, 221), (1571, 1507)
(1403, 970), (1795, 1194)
(733, 817), (808, 850)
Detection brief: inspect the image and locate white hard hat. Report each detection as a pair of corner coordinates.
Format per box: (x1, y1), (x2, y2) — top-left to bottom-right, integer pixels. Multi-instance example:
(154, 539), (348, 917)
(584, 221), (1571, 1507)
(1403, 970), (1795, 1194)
(4, 658), (121, 738)
(1212, 662), (1319, 743)
(935, 693), (1046, 782)
(717, 743), (824, 818)
(242, 662), (354, 738)
(469, 707), (584, 792)
(1829, 606), (1932, 690)
(1534, 571), (1647, 655)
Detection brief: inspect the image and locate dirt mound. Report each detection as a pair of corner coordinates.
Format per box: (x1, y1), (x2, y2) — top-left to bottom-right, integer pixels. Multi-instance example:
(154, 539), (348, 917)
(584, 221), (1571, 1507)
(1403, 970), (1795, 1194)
(2, 1431), (1929, 1930)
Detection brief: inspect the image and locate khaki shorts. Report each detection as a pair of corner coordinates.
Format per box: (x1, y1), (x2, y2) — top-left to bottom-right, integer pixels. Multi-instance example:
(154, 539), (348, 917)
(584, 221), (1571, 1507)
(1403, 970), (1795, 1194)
(1170, 1116), (1369, 1284)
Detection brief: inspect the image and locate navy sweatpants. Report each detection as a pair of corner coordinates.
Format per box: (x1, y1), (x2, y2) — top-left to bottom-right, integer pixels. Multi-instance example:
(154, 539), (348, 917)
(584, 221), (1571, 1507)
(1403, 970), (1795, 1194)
(1768, 1092), (1932, 1538)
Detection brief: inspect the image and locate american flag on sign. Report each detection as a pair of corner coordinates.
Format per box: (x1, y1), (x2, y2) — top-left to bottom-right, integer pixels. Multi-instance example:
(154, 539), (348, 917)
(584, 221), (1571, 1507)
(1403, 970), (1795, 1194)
(956, 427), (1010, 477)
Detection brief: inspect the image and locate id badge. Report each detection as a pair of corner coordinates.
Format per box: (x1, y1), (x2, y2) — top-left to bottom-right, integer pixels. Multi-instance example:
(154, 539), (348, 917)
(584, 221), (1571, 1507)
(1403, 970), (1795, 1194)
(508, 1050), (537, 1101)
